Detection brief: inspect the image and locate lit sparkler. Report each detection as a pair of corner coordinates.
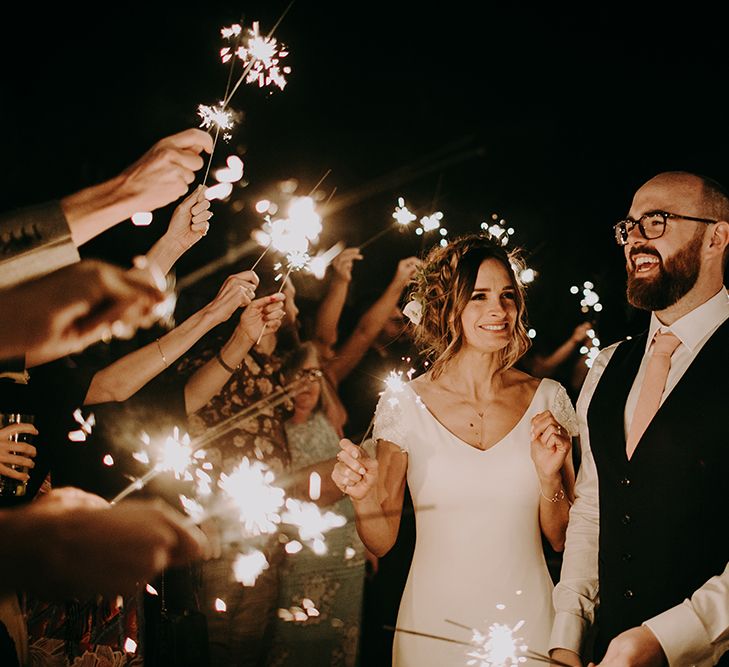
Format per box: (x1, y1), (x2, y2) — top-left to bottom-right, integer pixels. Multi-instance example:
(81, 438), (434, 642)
(231, 21), (291, 92)
(233, 549), (269, 586)
(110, 428), (206, 505)
(280, 498), (346, 551)
(197, 102), (238, 134)
(359, 196), (418, 250)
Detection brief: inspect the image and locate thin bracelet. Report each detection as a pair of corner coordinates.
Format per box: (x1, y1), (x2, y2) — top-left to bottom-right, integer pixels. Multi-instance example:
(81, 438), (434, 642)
(215, 350), (240, 374)
(155, 338), (168, 368)
(540, 486), (566, 503)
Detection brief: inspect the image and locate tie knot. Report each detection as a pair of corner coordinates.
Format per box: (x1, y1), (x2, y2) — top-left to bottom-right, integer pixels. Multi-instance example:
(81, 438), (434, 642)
(651, 331), (681, 356)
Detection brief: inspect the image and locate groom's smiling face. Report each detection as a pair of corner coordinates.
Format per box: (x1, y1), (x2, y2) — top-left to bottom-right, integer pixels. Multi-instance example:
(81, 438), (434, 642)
(624, 177), (707, 312)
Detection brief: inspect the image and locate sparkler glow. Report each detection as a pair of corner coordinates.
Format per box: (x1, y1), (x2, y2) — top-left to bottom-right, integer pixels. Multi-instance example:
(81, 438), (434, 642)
(417, 211), (444, 234)
(280, 498), (346, 549)
(393, 197), (417, 226)
(233, 549), (269, 586)
(232, 21), (291, 91)
(359, 196), (418, 249)
(110, 428), (205, 505)
(465, 621), (528, 667)
(197, 102), (238, 134)
(218, 457), (286, 537)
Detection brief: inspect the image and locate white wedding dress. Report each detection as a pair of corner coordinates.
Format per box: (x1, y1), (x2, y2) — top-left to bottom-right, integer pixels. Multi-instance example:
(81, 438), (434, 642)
(372, 378), (578, 667)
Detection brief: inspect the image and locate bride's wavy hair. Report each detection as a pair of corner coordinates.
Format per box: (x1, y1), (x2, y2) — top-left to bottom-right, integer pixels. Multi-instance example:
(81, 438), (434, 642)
(409, 233), (532, 379)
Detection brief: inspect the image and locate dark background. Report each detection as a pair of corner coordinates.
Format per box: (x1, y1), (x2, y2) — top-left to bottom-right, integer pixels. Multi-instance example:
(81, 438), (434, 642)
(3, 2), (729, 351)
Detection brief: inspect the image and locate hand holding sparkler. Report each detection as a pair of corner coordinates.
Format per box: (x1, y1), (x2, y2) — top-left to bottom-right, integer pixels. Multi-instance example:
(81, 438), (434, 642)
(201, 270), (259, 327)
(62, 129), (212, 243)
(164, 185), (213, 248)
(331, 439), (378, 501)
(236, 292), (286, 344)
(329, 247), (363, 283)
(0, 495), (209, 598)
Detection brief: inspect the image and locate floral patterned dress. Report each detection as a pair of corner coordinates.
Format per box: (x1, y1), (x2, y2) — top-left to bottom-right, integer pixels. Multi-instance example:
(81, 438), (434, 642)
(267, 411), (366, 667)
(180, 345), (293, 666)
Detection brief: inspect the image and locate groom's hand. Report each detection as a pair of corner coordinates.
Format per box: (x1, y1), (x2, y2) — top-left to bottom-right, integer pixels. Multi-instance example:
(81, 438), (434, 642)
(591, 627), (665, 667)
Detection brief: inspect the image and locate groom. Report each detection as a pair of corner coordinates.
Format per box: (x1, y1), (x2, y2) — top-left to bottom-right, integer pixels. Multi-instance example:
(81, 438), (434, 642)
(550, 172), (729, 666)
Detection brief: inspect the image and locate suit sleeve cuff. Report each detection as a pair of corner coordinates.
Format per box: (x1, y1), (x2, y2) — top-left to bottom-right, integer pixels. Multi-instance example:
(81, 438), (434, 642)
(549, 611), (589, 655)
(643, 602), (714, 667)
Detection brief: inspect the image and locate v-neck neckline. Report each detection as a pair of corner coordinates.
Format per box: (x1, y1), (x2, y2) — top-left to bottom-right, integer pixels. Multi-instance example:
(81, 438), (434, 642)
(405, 379), (545, 453)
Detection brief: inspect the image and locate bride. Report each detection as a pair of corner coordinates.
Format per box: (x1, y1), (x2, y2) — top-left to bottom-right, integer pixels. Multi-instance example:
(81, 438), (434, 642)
(331, 233), (577, 666)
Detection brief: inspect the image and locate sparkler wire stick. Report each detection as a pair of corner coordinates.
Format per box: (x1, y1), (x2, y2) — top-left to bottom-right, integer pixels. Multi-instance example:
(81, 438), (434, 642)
(254, 264), (293, 345)
(358, 226), (394, 251)
(109, 370), (322, 504)
(201, 24), (241, 187)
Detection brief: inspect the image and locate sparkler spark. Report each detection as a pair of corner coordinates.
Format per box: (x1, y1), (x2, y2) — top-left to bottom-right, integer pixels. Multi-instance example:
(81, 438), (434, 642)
(280, 498), (346, 549)
(233, 549), (269, 586)
(232, 21), (291, 91)
(111, 428), (203, 505)
(218, 458), (285, 537)
(197, 102), (237, 133)
(393, 197), (416, 226)
(466, 621), (527, 667)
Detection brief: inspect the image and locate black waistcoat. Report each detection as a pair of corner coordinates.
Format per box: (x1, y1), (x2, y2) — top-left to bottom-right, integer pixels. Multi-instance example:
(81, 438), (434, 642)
(586, 320), (729, 661)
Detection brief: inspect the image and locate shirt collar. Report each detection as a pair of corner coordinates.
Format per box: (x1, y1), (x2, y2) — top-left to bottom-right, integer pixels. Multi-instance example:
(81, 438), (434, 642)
(647, 286), (729, 352)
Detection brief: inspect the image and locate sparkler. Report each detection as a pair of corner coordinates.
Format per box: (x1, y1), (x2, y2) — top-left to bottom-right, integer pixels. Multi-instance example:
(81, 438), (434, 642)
(110, 427), (204, 505)
(359, 197), (418, 250)
(382, 623), (573, 667)
(201, 4), (293, 186)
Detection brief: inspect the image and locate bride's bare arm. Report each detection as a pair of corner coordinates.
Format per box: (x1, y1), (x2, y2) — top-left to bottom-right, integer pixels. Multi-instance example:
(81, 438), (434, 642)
(332, 438), (408, 556)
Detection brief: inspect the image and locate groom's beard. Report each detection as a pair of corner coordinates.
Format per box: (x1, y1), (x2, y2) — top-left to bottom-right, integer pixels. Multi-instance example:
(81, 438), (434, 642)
(626, 232), (703, 311)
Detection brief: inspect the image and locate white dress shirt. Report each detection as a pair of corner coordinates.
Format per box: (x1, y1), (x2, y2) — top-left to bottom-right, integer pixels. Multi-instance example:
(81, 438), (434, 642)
(550, 287), (729, 666)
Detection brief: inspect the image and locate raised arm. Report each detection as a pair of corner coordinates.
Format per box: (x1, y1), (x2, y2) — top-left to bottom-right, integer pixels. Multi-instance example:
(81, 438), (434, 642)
(326, 256), (420, 386)
(61, 128), (213, 247)
(84, 271), (258, 405)
(529, 322), (592, 378)
(184, 292), (285, 414)
(313, 247), (363, 349)
(331, 438), (408, 557)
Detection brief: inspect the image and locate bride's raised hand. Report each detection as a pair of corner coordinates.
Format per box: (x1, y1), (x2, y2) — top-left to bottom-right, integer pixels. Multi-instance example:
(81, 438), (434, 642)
(331, 438), (378, 501)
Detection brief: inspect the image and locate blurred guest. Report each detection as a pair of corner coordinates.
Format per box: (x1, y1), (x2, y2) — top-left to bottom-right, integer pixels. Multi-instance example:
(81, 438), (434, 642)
(267, 342), (366, 667)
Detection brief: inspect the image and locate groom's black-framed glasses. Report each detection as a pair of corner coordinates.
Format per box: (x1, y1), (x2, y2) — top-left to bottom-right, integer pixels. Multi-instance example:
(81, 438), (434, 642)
(613, 210), (718, 246)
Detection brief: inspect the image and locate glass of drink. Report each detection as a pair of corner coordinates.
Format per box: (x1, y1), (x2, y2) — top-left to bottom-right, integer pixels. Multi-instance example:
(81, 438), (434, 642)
(0, 413), (36, 497)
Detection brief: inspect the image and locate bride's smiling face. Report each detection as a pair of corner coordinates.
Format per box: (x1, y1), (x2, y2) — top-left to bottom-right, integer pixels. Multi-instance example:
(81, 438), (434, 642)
(459, 259), (517, 353)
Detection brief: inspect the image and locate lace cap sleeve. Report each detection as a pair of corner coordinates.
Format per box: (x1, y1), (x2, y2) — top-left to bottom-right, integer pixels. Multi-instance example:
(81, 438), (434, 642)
(372, 386), (410, 452)
(551, 382), (579, 437)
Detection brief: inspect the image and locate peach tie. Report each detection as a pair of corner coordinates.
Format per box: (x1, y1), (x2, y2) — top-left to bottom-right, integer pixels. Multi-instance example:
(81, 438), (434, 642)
(626, 331), (681, 459)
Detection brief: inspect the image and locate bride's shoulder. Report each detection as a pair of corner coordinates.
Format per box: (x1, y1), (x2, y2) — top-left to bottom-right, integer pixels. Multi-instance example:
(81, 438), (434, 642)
(503, 367), (541, 393)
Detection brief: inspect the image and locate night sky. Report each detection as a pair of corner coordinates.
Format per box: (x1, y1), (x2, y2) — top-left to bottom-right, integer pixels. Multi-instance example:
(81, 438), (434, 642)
(4, 3), (729, 350)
